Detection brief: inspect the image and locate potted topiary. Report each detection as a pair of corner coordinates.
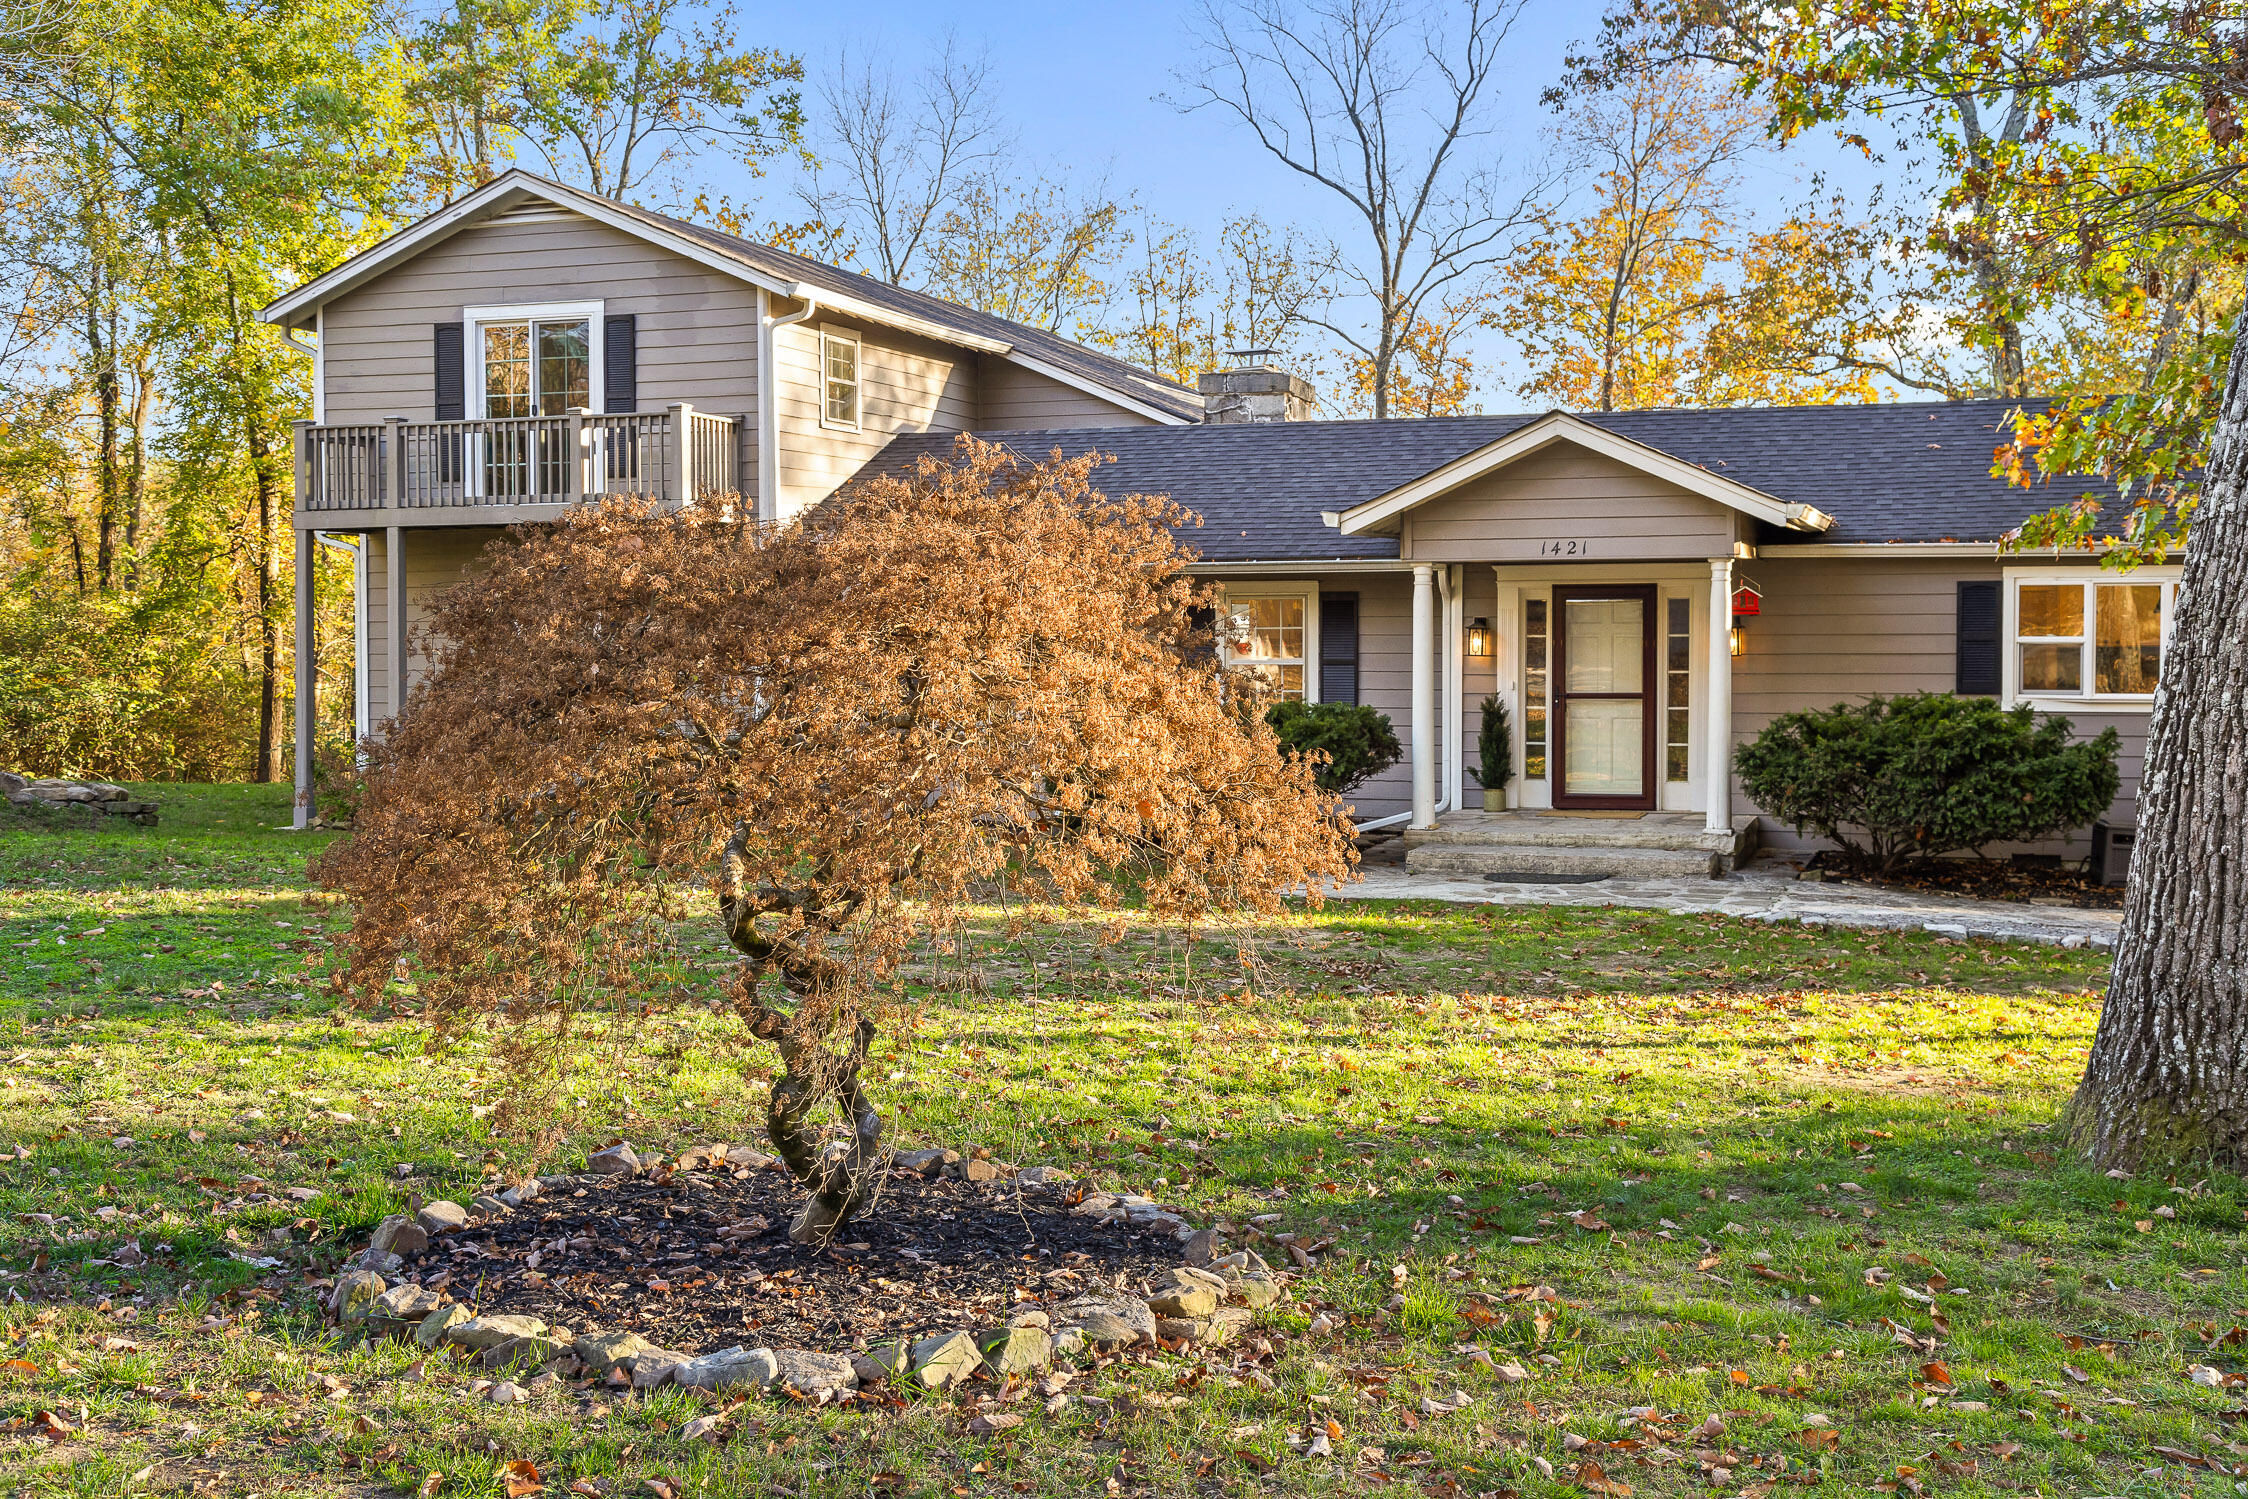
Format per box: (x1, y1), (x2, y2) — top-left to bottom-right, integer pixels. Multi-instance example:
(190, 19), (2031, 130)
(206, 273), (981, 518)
(1477, 695), (1514, 811)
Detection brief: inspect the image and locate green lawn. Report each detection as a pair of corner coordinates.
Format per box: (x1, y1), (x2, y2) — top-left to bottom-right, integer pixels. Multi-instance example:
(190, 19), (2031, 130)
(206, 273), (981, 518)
(2, 785), (2238, 1498)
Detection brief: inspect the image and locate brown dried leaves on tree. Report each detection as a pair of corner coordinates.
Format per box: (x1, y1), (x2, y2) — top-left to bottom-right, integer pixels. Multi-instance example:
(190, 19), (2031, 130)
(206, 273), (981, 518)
(313, 438), (1355, 1241)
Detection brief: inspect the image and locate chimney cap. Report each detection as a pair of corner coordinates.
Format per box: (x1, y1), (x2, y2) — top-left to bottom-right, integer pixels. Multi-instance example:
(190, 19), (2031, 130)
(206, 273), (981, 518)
(1225, 347), (1281, 366)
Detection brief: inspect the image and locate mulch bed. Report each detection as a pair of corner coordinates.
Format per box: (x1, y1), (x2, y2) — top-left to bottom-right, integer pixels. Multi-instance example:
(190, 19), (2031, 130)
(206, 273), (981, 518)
(423, 1166), (1183, 1355)
(1802, 849), (2123, 910)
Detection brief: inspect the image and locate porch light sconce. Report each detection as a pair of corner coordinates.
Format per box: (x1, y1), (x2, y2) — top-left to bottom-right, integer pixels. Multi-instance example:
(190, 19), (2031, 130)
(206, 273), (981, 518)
(1730, 625), (1746, 657)
(1465, 616), (1493, 657)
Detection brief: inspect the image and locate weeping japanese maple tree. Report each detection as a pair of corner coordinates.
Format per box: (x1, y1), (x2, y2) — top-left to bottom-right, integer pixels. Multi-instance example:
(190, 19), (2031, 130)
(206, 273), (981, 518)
(314, 438), (1354, 1242)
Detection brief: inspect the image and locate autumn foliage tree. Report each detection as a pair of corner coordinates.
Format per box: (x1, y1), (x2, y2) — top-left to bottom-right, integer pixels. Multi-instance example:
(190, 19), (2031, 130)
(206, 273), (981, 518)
(314, 440), (1355, 1242)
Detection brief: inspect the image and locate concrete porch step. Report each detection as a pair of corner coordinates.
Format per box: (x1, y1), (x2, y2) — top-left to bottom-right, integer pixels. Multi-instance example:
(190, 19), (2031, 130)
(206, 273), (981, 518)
(1405, 842), (1724, 881)
(1402, 813), (1756, 856)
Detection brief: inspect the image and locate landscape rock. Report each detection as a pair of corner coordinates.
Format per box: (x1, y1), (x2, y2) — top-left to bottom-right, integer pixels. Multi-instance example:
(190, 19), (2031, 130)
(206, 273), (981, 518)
(368, 1215), (430, 1259)
(1055, 1295), (1155, 1350)
(632, 1352), (691, 1389)
(671, 1346), (780, 1392)
(961, 1158), (1001, 1184)
(574, 1330), (662, 1372)
(415, 1305), (472, 1348)
(1051, 1326), (1086, 1358)
(978, 1325), (1053, 1376)
(470, 1194), (510, 1217)
(775, 1349), (858, 1394)
(587, 1143), (639, 1176)
(372, 1283), (445, 1322)
(497, 1179), (541, 1209)
(415, 1201), (471, 1236)
(893, 1148), (959, 1176)
(1182, 1228), (1226, 1265)
(908, 1330), (983, 1391)
(483, 1381), (527, 1404)
(1146, 1268), (1223, 1319)
(349, 1248), (404, 1278)
(1014, 1166), (1072, 1188)
(1006, 1308), (1051, 1331)
(328, 1269), (386, 1322)
(852, 1342), (910, 1384)
(444, 1313), (550, 1351)
(482, 1333), (575, 1369)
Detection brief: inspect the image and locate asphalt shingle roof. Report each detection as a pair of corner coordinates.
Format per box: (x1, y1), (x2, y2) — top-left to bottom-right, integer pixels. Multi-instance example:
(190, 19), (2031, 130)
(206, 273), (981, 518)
(863, 400), (2119, 560)
(600, 200), (1204, 424)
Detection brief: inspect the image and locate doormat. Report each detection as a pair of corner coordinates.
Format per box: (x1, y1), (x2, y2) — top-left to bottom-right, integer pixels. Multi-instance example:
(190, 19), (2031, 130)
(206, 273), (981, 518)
(1535, 810), (1646, 820)
(1483, 871), (1612, 884)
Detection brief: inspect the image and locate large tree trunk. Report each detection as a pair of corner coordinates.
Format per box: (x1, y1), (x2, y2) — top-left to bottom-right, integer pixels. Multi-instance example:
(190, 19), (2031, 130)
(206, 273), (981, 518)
(2066, 320), (2248, 1168)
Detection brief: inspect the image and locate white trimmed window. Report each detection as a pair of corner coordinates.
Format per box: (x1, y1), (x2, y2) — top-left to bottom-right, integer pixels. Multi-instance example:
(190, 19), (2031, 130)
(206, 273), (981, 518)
(1221, 585), (1319, 702)
(464, 300), (604, 417)
(2004, 568), (2179, 705)
(820, 327), (860, 430)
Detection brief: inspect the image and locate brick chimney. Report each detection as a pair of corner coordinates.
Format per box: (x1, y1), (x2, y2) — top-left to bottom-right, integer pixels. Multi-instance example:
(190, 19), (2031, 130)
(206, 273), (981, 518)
(1197, 351), (1317, 424)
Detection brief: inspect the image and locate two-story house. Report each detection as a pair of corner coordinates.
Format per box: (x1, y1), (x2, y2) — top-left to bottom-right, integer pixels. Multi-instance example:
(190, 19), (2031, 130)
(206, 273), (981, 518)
(265, 169), (2155, 879)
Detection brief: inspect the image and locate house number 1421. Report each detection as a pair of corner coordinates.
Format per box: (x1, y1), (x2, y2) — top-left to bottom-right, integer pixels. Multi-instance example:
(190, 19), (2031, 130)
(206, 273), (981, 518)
(1537, 539), (1589, 557)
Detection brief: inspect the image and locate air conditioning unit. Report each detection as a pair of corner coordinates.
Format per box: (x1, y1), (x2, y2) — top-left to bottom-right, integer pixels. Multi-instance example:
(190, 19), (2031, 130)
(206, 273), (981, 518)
(2091, 821), (2136, 887)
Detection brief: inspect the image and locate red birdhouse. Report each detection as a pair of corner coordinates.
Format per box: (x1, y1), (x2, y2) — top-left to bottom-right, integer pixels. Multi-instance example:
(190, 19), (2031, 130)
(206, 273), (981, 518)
(1731, 581), (1762, 618)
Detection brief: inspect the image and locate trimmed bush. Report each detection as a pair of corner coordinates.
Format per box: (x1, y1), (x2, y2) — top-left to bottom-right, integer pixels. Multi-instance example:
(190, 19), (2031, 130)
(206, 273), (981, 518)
(1477, 695), (1513, 792)
(1266, 701), (1402, 796)
(1734, 692), (2120, 873)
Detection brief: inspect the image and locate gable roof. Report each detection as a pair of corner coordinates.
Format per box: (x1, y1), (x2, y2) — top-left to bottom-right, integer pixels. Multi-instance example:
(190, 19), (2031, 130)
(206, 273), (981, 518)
(258, 170), (1201, 425)
(1334, 411), (1832, 536)
(861, 400), (2119, 561)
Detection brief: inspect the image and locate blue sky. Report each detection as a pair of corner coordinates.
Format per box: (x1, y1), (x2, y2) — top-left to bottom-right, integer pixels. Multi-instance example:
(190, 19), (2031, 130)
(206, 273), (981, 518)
(720, 1), (1890, 406)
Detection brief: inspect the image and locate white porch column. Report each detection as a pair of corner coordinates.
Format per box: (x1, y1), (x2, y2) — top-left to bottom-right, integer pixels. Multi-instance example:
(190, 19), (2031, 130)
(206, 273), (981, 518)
(1411, 562), (1437, 829)
(1705, 557), (1735, 835)
(292, 527), (316, 830)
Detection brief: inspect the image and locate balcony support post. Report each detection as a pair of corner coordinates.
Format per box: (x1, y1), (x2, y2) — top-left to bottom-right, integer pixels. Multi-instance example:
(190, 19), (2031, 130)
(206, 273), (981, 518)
(293, 526), (315, 830)
(670, 401), (694, 505)
(387, 525), (408, 724)
(568, 406), (590, 500)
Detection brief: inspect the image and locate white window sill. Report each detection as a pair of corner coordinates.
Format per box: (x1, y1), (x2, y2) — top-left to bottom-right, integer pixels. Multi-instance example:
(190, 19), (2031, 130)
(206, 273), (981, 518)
(2011, 694), (2156, 713)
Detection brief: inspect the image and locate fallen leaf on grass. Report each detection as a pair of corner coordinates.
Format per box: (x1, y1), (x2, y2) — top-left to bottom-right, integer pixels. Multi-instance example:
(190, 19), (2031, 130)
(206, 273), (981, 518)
(1920, 1361), (1953, 1387)
(1578, 1460), (1632, 1495)
(416, 1475), (443, 1499)
(642, 1480), (684, 1499)
(967, 1412), (1023, 1435)
(502, 1459), (542, 1497)
(31, 1409), (76, 1439)
(2, 1359), (38, 1376)
(2062, 1365), (2091, 1385)
(567, 1482), (606, 1497)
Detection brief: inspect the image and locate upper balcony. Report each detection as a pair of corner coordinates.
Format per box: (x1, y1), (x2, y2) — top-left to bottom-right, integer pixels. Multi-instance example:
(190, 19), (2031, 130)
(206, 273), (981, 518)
(293, 404), (743, 529)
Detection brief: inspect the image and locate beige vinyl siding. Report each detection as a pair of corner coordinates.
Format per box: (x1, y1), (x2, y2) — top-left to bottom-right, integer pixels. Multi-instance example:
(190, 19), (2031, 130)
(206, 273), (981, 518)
(361, 527), (509, 724)
(771, 313), (975, 515)
(1402, 445), (1744, 563)
(1733, 555), (2139, 854)
(975, 357), (1164, 430)
(320, 208), (760, 494)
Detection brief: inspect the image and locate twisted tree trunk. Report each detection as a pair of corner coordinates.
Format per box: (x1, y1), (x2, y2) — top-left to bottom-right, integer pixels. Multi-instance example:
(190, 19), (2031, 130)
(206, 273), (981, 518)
(2066, 319), (2248, 1168)
(716, 823), (888, 1244)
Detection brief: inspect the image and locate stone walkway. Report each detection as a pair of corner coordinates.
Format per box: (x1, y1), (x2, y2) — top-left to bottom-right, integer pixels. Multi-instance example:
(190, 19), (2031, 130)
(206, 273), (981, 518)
(1340, 855), (2121, 949)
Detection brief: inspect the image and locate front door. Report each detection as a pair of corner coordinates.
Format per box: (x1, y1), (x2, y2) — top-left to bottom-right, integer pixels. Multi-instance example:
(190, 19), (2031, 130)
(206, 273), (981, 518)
(1552, 585), (1657, 810)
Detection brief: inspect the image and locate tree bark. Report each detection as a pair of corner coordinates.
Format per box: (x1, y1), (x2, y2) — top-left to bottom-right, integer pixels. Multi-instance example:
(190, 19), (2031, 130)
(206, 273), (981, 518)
(2066, 316), (2248, 1168)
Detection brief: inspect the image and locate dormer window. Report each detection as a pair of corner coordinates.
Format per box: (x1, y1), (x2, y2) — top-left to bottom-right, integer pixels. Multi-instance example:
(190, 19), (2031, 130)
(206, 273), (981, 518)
(821, 327), (860, 430)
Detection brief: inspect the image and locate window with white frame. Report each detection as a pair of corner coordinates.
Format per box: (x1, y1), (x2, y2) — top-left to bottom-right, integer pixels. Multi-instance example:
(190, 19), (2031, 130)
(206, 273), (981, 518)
(465, 301), (602, 417)
(1221, 588), (1316, 701)
(820, 327), (860, 430)
(2008, 570), (2178, 701)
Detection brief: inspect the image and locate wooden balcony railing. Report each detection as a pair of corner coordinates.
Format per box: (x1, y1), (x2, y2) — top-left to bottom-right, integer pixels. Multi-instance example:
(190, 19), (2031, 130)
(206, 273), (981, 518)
(294, 404), (742, 516)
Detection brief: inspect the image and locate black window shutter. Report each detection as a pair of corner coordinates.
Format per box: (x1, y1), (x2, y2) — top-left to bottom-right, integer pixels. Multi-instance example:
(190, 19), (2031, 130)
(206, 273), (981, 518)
(1956, 580), (2002, 694)
(604, 314), (637, 413)
(1320, 593), (1359, 705)
(432, 323), (464, 421)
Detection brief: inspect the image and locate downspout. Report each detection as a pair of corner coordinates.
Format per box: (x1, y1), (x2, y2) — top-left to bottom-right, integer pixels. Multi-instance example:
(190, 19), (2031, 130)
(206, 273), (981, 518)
(755, 283), (818, 522)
